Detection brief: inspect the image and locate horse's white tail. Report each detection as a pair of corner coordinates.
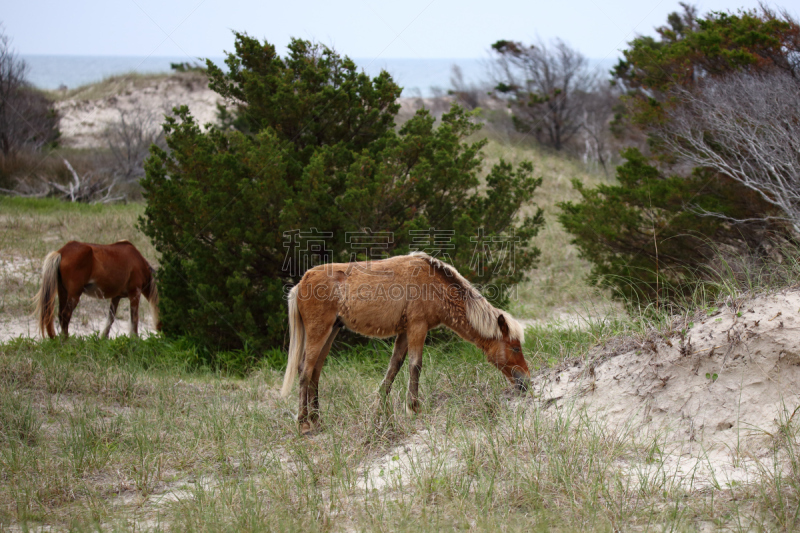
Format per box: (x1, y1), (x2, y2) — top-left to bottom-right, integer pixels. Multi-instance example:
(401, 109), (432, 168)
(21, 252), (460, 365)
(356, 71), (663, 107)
(281, 285), (305, 398)
(34, 251), (61, 338)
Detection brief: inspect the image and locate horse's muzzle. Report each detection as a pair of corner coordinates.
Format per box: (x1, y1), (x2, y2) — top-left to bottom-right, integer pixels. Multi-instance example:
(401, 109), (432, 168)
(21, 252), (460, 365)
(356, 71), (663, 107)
(512, 370), (530, 394)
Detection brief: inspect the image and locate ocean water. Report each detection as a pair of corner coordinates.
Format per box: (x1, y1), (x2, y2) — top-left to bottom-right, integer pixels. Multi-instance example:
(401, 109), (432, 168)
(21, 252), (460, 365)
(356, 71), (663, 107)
(21, 55), (490, 97)
(22, 55), (617, 97)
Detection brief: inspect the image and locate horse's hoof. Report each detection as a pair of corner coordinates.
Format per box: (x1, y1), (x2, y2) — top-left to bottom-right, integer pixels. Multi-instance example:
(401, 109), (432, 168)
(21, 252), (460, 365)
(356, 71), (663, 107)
(299, 421), (315, 435)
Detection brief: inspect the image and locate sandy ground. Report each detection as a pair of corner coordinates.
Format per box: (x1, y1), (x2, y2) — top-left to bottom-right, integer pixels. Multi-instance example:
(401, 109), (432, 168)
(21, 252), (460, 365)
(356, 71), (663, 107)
(1, 304), (157, 342)
(349, 290), (800, 496)
(533, 289), (800, 488)
(4, 247), (799, 490)
(4, 253), (800, 527)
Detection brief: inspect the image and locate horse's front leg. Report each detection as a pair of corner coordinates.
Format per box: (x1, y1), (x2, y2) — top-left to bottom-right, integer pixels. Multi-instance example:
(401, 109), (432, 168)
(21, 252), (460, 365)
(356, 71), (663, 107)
(129, 290), (141, 338)
(101, 296), (121, 339)
(379, 332), (408, 398)
(405, 324), (427, 415)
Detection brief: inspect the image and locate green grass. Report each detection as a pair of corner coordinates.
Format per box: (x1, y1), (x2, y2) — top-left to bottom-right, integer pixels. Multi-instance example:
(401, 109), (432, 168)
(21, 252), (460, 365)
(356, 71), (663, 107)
(3, 232), (800, 529)
(0, 196), (152, 257)
(0, 335), (797, 531)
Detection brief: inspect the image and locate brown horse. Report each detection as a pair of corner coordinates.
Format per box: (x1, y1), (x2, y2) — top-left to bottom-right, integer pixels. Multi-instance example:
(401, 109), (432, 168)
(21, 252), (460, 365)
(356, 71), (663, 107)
(280, 252), (530, 434)
(34, 240), (161, 339)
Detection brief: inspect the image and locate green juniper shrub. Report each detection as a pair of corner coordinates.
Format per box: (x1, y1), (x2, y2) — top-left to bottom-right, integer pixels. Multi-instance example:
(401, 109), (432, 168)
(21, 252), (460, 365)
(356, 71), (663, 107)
(612, 5), (800, 130)
(559, 6), (800, 308)
(558, 148), (777, 306)
(140, 33), (544, 353)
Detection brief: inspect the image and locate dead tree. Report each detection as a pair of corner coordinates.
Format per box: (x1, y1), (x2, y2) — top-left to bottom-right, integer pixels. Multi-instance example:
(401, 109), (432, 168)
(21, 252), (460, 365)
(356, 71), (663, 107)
(0, 159), (125, 203)
(0, 27), (58, 156)
(105, 106), (167, 182)
(491, 38), (597, 151)
(658, 71), (800, 233)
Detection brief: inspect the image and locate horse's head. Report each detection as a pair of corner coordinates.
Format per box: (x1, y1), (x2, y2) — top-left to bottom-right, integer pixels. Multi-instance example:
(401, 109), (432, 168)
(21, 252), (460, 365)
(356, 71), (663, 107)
(483, 314), (531, 393)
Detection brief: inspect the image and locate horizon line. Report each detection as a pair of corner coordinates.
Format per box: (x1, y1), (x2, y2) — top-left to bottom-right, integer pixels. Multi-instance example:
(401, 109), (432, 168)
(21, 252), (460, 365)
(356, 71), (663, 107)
(19, 53), (621, 61)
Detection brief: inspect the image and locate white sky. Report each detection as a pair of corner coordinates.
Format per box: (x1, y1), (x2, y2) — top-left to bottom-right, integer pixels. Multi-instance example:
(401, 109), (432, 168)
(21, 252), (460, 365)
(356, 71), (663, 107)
(2, 0), (789, 61)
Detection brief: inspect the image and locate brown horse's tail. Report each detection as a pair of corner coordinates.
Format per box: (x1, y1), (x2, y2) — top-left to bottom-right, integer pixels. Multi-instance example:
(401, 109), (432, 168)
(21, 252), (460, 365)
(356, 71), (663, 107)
(281, 285), (305, 398)
(34, 251), (61, 338)
(147, 266), (161, 330)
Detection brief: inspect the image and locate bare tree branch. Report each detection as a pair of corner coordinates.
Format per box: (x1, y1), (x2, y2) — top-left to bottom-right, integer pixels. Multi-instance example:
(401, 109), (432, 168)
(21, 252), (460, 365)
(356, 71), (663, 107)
(658, 71), (800, 232)
(449, 65), (488, 110)
(491, 38), (598, 151)
(6, 159), (125, 203)
(0, 26), (58, 156)
(578, 84), (618, 175)
(105, 105), (168, 182)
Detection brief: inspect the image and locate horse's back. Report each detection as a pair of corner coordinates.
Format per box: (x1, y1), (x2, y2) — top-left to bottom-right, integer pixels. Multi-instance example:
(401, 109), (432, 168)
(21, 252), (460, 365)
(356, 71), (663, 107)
(59, 240), (147, 269)
(298, 255), (436, 337)
(55, 240), (151, 298)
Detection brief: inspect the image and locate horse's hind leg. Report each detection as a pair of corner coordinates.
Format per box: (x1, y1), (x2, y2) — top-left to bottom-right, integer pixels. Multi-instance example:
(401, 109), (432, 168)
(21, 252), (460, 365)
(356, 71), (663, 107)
(101, 297), (121, 339)
(129, 290), (141, 338)
(309, 323), (341, 424)
(298, 319), (337, 434)
(379, 332), (408, 398)
(57, 284), (80, 340)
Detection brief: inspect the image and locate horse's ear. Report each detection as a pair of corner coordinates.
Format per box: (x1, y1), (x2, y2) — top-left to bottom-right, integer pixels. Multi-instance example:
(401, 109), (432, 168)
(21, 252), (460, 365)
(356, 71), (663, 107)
(497, 314), (509, 337)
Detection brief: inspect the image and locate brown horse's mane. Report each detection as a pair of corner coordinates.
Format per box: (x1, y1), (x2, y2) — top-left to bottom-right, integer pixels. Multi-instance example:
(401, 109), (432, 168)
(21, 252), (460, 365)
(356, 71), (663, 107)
(409, 252), (524, 342)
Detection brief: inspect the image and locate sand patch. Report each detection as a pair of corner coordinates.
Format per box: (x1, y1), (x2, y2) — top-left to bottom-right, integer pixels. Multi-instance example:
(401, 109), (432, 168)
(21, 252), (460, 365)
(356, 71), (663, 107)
(56, 74), (223, 149)
(533, 289), (800, 487)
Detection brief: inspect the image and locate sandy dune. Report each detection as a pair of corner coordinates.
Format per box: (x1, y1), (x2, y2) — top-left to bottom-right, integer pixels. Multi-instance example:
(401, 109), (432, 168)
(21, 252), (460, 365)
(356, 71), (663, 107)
(55, 74), (224, 149)
(534, 290), (800, 487)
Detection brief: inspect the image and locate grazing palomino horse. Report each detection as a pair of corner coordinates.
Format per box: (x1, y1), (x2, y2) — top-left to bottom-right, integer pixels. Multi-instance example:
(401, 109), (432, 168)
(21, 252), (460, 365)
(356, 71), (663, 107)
(34, 240), (161, 339)
(281, 252), (530, 434)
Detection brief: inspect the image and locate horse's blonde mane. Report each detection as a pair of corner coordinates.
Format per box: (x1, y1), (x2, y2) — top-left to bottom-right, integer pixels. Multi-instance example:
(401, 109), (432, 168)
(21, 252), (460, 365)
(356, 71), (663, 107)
(409, 252), (524, 342)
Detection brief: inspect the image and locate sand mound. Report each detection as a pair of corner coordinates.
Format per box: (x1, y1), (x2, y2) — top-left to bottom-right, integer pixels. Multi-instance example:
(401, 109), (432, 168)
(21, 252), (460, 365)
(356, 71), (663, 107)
(55, 74), (223, 149)
(534, 289), (800, 486)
